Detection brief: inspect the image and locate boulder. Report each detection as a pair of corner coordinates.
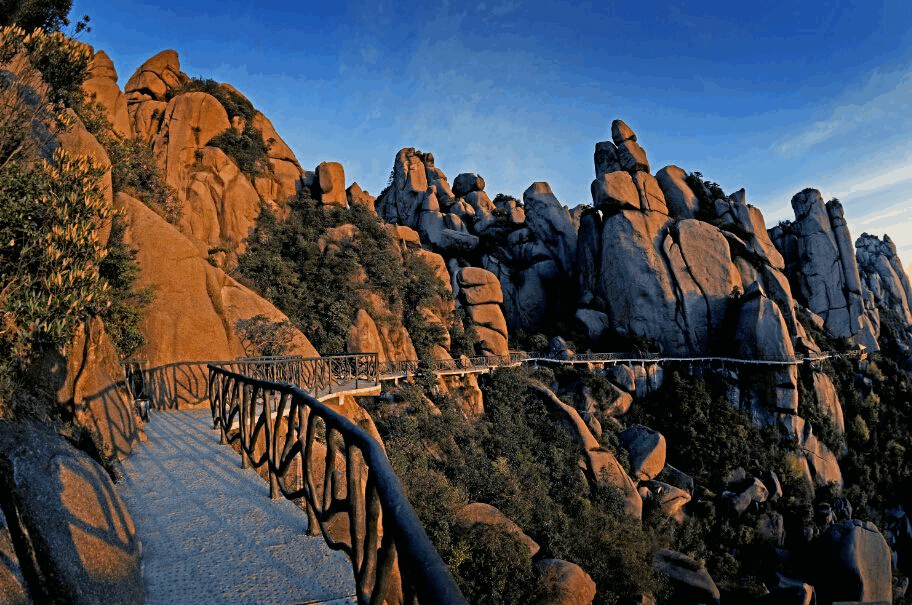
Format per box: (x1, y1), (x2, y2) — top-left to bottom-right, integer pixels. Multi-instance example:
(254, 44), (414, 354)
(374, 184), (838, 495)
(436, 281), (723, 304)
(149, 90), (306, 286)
(532, 559), (596, 605)
(618, 139), (650, 173)
(814, 520), (892, 604)
(250, 111), (307, 205)
(606, 365), (637, 393)
(153, 91), (231, 194)
(591, 171), (639, 212)
(125, 49), (187, 101)
(315, 161), (346, 207)
(375, 148), (429, 227)
(523, 182), (578, 275)
(662, 220), (741, 352)
(633, 172), (669, 215)
(857, 233), (912, 330)
(652, 549), (720, 605)
(655, 165), (698, 219)
(452, 173), (485, 197)
(597, 209), (683, 353)
(788, 189), (878, 350)
(721, 478), (769, 515)
(812, 372), (845, 434)
(611, 119), (637, 144)
(620, 425), (666, 481)
(181, 146), (261, 253)
(455, 503), (540, 557)
(575, 308), (611, 341)
(348, 309), (387, 363)
(641, 480), (690, 523)
(0, 422), (143, 604)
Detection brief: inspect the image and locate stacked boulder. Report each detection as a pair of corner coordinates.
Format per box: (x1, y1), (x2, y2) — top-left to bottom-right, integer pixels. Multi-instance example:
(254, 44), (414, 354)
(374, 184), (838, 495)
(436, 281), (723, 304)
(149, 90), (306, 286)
(376, 148), (576, 333)
(454, 267), (509, 357)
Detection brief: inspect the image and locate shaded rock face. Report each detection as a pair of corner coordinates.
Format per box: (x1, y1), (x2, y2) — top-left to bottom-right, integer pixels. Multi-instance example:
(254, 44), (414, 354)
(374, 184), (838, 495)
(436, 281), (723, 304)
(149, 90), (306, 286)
(779, 190), (878, 350)
(0, 422), (143, 604)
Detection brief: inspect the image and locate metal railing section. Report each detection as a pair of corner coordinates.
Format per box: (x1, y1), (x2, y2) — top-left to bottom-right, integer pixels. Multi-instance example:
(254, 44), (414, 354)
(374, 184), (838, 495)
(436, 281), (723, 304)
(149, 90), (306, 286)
(229, 353), (380, 395)
(207, 364), (467, 605)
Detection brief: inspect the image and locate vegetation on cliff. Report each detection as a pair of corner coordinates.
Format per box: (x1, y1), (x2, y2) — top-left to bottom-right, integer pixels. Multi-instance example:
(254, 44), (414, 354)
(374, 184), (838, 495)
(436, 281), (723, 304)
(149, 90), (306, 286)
(237, 190), (451, 357)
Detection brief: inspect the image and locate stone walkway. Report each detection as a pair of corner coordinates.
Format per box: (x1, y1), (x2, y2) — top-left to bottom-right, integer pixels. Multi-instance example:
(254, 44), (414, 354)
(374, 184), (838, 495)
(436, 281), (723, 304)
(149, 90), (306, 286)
(118, 408), (356, 604)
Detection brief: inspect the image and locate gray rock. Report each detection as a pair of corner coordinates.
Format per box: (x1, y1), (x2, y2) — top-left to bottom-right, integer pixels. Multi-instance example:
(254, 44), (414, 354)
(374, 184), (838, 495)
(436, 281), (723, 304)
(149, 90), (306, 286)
(575, 308), (611, 341)
(594, 140), (622, 177)
(620, 424), (666, 481)
(577, 210), (603, 304)
(452, 173), (485, 197)
(857, 233), (912, 330)
(814, 520), (892, 604)
(788, 189), (878, 350)
(523, 182), (578, 275)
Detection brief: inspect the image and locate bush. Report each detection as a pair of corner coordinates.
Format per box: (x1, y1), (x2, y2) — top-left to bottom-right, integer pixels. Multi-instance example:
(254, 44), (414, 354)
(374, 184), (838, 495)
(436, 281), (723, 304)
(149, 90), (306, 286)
(105, 137), (181, 222)
(207, 125), (270, 180)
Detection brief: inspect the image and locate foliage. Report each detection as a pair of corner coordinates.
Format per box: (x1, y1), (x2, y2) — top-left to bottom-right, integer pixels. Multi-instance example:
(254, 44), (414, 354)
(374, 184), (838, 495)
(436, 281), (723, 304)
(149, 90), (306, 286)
(167, 77), (256, 122)
(369, 368), (660, 604)
(106, 136), (181, 222)
(97, 216), (152, 357)
(0, 151), (114, 416)
(207, 125), (270, 180)
(234, 314), (296, 357)
(629, 372), (768, 487)
(0, 0), (74, 32)
(0, 25), (91, 168)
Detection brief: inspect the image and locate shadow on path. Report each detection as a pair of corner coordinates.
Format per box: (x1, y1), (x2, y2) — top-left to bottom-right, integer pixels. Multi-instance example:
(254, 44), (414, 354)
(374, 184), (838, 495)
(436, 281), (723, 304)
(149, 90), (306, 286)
(119, 409), (356, 604)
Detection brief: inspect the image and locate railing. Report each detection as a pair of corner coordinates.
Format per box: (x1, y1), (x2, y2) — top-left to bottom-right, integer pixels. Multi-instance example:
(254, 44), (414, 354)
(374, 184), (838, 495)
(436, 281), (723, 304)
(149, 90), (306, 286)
(230, 353), (380, 396)
(207, 364), (467, 605)
(381, 352), (525, 377)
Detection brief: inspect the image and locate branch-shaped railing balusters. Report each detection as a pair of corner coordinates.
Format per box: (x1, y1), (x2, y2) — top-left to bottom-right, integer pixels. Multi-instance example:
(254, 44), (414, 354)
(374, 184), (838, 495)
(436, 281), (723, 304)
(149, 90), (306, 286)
(207, 363), (467, 605)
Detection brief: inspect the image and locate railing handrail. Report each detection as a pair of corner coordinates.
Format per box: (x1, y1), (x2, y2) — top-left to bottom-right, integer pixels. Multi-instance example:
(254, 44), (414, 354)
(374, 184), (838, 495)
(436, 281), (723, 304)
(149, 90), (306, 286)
(207, 364), (467, 605)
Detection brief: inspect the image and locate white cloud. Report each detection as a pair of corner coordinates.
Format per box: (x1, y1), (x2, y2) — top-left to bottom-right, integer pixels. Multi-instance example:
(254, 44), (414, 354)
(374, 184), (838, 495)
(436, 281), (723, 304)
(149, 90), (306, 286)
(773, 70), (912, 158)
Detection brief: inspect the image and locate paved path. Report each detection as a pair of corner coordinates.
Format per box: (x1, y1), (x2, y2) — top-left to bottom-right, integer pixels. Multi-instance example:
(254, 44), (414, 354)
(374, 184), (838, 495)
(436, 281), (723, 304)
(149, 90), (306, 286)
(118, 408), (356, 604)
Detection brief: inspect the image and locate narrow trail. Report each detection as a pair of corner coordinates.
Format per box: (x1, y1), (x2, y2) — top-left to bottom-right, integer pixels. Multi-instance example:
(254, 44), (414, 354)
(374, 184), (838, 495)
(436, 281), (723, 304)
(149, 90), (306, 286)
(118, 408), (356, 605)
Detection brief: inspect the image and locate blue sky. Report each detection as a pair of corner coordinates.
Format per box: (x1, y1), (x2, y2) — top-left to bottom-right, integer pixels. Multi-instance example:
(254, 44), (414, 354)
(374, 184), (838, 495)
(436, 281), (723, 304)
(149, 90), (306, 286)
(71, 0), (912, 262)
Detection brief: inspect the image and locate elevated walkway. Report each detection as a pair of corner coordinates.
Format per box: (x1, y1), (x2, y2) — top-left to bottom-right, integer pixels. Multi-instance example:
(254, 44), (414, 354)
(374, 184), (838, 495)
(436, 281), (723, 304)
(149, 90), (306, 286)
(118, 408), (356, 604)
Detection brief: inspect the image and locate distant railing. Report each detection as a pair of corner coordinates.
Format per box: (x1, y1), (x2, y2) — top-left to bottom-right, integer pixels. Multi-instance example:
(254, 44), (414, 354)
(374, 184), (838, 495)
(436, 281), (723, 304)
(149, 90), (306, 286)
(207, 364), (467, 605)
(230, 353), (380, 396)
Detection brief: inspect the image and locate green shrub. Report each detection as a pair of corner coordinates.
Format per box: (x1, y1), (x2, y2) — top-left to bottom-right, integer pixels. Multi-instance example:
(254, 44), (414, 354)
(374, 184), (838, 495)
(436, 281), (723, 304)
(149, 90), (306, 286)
(207, 125), (270, 180)
(106, 137), (181, 223)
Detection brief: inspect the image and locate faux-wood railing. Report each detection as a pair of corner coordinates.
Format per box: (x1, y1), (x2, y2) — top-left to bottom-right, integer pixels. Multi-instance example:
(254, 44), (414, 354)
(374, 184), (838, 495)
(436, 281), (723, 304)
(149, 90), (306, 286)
(207, 363), (467, 605)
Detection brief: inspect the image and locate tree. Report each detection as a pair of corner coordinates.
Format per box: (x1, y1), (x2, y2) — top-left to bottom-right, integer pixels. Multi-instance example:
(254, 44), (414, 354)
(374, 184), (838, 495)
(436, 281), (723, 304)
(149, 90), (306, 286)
(0, 0), (73, 32)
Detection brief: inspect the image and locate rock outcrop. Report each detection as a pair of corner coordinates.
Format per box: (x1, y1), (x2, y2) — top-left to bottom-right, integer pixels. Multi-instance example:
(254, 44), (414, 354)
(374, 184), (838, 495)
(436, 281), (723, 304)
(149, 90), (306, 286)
(813, 520), (893, 604)
(772, 190), (878, 351)
(455, 267), (509, 356)
(82, 50), (132, 139)
(117, 192), (316, 371)
(857, 233), (912, 347)
(0, 422), (143, 604)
